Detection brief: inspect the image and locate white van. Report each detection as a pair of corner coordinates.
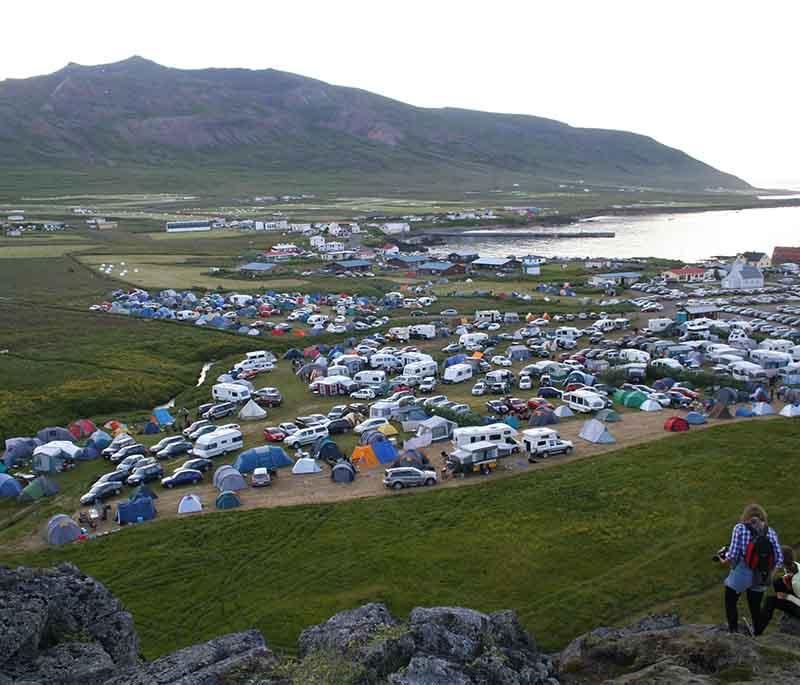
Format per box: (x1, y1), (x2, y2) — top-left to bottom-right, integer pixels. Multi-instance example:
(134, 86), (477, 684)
(176, 310), (199, 321)
(234, 357), (274, 373)
(284, 424), (329, 449)
(306, 314), (329, 326)
(759, 339), (793, 354)
(613, 318), (631, 330)
(409, 324), (436, 340)
(443, 363), (473, 384)
(245, 350), (275, 364)
(353, 370), (387, 388)
(475, 310), (502, 323)
(555, 327), (580, 342)
(522, 428), (573, 458)
(212, 383), (252, 403)
(618, 349), (651, 364)
(562, 389), (606, 413)
(729, 360), (768, 383)
(650, 358), (684, 372)
(404, 360), (438, 382)
(192, 428), (243, 458)
(593, 319), (616, 333)
(453, 423), (518, 452)
(370, 353), (402, 371)
(387, 327), (410, 342)
(646, 318), (673, 333)
(459, 332), (489, 348)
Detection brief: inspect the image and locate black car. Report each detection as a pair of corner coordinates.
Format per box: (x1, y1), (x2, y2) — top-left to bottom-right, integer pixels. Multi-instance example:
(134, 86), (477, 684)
(202, 402), (237, 420)
(489, 381), (510, 395)
(181, 457), (213, 473)
(538, 386), (562, 399)
(161, 468), (203, 488)
(253, 388), (283, 407)
(155, 440), (193, 460)
(93, 470), (129, 487)
(109, 443), (147, 463)
(326, 418), (352, 435)
(126, 463), (164, 486)
(80, 480), (123, 506)
(486, 399), (510, 414)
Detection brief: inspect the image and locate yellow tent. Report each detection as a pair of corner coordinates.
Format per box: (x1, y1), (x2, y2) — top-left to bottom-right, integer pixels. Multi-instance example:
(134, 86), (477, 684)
(377, 423), (398, 437)
(351, 445), (380, 469)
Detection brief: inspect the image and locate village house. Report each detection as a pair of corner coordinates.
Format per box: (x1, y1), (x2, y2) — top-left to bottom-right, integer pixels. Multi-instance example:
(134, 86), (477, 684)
(470, 257), (520, 273)
(378, 243), (400, 257)
(331, 259), (372, 273)
(320, 240), (346, 253)
(772, 246), (800, 266)
(290, 223), (313, 233)
(522, 256), (545, 276)
(417, 261), (465, 277)
(738, 251), (771, 269)
(380, 222), (410, 235)
(661, 266), (711, 283)
(721, 259), (764, 289)
(387, 254), (428, 270)
(309, 235), (326, 249)
(320, 249), (357, 262)
(587, 271), (641, 288)
(447, 250), (479, 263)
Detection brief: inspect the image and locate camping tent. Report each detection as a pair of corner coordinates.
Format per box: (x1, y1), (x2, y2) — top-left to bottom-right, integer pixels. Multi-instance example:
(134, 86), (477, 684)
(177, 494), (202, 514)
(68, 419), (97, 440)
(377, 423), (399, 437)
(312, 438), (343, 464)
(44, 514), (81, 546)
(392, 449), (431, 470)
(351, 445), (381, 469)
(416, 417), (456, 443)
(623, 392), (648, 409)
(331, 461), (356, 483)
(0, 473), (22, 498)
(115, 497), (156, 524)
(238, 400), (268, 421)
(751, 402), (776, 416)
(152, 408), (175, 426)
(504, 415), (521, 429)
(735, 406), (755, 418)
(215, 490), (242, 509)
(529, 409), (558, 427)
(578, 419), (616, 444)
(596, 408), (621, 423)
(750, 387), (770, 403)
(639, 399), (663, 412)
(685, 411), (706, 425)
(129, 484), (158, 501)
(3, 437), (41, 468)
(142, 421), (160, 435)
(17, 476), (59, 502)
(31, 445), (66, 473)
(283, 348), (303, 360)
(44, 514), (81, 545)
(664, 416), (690, 432)
(233, 446), (293, 473)
(780, 404), (800, 418)
(292, 457), (323, 474)
(715, 387), (738, 406)
(372, 440), (398, 464)
(36, 427), (74, 443)
(554, 405), (574, 419)
(213, 465), (247, 491)
(708, 403), (733, 419)
(88, 430), (112, 450)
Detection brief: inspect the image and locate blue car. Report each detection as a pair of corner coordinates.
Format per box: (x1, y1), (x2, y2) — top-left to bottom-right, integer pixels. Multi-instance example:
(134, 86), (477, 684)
(161, 468), (203, 489)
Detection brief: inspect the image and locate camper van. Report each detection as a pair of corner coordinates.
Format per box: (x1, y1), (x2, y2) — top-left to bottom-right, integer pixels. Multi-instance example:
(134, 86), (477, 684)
(521, 428), (573, 459)
(212, 383), (251, 403)
(369, 353), (402, 371)
(353, 370), (387, 388)
(459, 332), (489, 349)
(192, 428), (244, 458)
(613, 318), (631, 330)
(555, 327), (581, 343)
(729, 360), (768, 383)
(592, 319), (616, 333)
(562, 389), (606, 413)
(760, 339), (794, 354)
(453, 423), (519, 454)
(618, 348), (650, 364)
(234, 355), (274, 373)
(409, 324), (436, 340)
(370, 400), (400, 420)
(443, 363), (473, 384)
(646, 318), (673, 334)
(475, 310), (502, 323)
(387, 326), (410, 342)
(749, 349), (792, 373)
(404, 360), (438, 383)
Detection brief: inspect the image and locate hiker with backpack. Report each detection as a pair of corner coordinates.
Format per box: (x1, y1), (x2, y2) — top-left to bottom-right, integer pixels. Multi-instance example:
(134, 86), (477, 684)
(719, 503), (783, 634)
(755, 546), (800, 635)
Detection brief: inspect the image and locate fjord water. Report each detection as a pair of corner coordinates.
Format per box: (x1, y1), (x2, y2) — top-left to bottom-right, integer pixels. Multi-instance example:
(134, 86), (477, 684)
(439, 205), (800, 261)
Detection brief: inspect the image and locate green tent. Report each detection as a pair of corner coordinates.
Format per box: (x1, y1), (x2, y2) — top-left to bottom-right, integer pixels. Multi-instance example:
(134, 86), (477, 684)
(17, 476), (60, 503)
(612, 389), (628, 405)
(215, 490), (241, 510)
(623, 391), (648, 408)
(596, 408), (622, 422)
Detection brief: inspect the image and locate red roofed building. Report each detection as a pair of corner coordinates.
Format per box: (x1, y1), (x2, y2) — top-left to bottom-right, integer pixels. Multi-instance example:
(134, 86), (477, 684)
(661, 266), (712, 283)
(772, 246), (800, 266)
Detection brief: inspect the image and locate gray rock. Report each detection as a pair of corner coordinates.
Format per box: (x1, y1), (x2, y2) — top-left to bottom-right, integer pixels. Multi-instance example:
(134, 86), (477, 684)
(779, 613), (800, 637)
(297, 602), (397, 659)
(605, 658), (715, 684)
(408, 606), (492, 662)
(388, 656), (473, 685)
(31, 642), (117, 685)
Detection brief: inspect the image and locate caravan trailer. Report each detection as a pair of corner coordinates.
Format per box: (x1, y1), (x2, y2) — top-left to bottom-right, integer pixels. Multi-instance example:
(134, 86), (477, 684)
(404, 360), (438, 383)
(562, 389), (606, 413)
(212, 383), (252, 403)
(192, 428), (244, 458)
(443, 363), (473, 384)
(453, 423), (519, 454)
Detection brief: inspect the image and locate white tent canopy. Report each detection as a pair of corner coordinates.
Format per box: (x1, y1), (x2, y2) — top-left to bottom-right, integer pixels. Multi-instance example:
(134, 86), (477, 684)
(239, 399), (267, 421)
(578, 419), (616, 444)
(177, 494), (202, 514)
(292, 457), (322, 475)
(639, 399), (663, 412)
(554, 405), (574, 418)
(752, 402), (776, 416)
(780, 404), (800, 417)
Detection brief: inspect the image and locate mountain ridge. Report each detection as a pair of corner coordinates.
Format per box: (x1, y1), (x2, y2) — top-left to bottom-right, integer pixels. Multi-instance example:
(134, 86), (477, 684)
(0, 57), (750, 191)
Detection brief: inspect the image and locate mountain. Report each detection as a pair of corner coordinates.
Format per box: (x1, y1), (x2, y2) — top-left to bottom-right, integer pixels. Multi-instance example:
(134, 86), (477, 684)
(0, 57), (749, 191)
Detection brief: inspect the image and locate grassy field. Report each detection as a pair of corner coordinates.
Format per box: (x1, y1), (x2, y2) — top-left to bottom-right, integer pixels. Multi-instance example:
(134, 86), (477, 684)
(3, 419), (796, 658)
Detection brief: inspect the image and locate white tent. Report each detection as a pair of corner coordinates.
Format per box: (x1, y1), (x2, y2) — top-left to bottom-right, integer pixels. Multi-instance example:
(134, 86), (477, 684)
(177, 494), (202, 514)
(578, 419), (616, 444)
(780, 404), (800, 417)
(639, 399), (663, 412)
(292, 457), (322, 475)
(35, 441), (82, 459)
(239, 399), (267, 421)
(752, 402), (776, 416)
(554, 405), (574, 419)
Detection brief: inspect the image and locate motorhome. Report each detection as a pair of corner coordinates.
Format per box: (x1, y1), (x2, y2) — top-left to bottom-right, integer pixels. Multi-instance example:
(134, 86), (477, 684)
(369, 353), (402, 371)
(485, 369), (514, 385)
(646, 318), (673, 334)
(387, 326), (410, 342)
(729, 360), (768, 383)
(475, 310), (502, 323)
(592, 319), (616, 333)
(459, 332), (489, 348)
(409, 324), (436, 340)
(555, 327), (581, 343)
(453, 423), (518, 453)
(521, 428), (573, 458)
(443, 362), (473, 384)
(562, 389), (606, 413)
(618, 348), (650, 364)
(211, 383), (251, 403)
(192, 428), (244, 458)
(613, 318), (631, 330)
(760, 339), (794, 354)
(353, 370), (387, 388)
(749, 349), (792, 373)
(404, 360), (438, 383)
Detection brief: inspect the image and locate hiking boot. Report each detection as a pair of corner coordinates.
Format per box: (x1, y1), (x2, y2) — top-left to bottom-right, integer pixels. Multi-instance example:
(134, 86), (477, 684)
(742, 618), (754, 636)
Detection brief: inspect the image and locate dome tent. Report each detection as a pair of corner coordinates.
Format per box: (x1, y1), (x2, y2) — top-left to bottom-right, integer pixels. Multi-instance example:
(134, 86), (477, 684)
(115, 497), (156, 524)
(685, 411), (707, 425)
(215, 490), (242, 509)
(233, 446), (293, 473)
(623, 392), (648, 409)
(17, 476), (59, 502)
(639, 399), (663, 412)
(36, 427), (74, 444)
(578, 419), (616, 444)
(735, 406), (754, 418)
(43, 514), (81, 546)
(213, 465), (247, 491)
(238, 399), (267, 421)
(553, 405), (574, 419)
(751, 402), (776, 416)
(664, 416), (690, 432)
(68, 419), (97, 440)
(780, 404), (800, 418)
(0, 473), (22, 498)
(596, 408), (621, 423)
(331, 460), (356, 483)
(3, 437), (41, 468)
(177, 494), (202, 514)
(292, 457), (323, 474)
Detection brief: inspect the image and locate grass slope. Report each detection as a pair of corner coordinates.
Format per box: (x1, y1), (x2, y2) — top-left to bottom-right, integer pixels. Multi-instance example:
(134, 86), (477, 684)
(5, 420), (796, 658)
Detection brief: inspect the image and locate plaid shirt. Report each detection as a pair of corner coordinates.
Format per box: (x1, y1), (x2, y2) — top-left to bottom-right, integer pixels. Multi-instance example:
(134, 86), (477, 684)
(727, 523), (783, 568)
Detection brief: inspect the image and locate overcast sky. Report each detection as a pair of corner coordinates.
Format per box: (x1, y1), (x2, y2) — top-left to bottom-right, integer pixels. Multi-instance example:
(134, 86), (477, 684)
(2, 1), (798, 188)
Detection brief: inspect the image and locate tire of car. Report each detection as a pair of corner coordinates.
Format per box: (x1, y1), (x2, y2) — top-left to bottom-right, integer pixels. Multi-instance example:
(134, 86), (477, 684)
(424, 478), (435, 486)
(392, 481), (403, 490)
(565, 447), (573, 454)
(165, 482), (173, 489)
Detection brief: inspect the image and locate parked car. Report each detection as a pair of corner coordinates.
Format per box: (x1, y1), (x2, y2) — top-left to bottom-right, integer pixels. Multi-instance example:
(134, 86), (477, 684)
(263, 426), (287, 442)
(537, 386), (562, 399)
(109, 443), (147, 464)
(490, 355), (512, 367)
(126, 463), (164, 486)
(519, 375), (532, 390)
(161, 468), (203, 489)
(350, 388), (376, 400)
(186, 424), (218, 441)
(253, 387), (283, 407)
(202, 402), (237, 420)
(80, 480), (123, 505)
(295, 414), (329, 428)
(149, 435), (185, 454)
(486, 399), (510, 415)
(251, 467), (272, 487)
(278, 422), (298, 435)
(101, 435), (135, 459)
(383, 467), (438, 490)
(418, 377), (437, 393)
(116, 454), (147, 474)
(326, 418), (353, 435)
(183, 419), (212, 438)
(181, 457), (213, 473)
(355, 417), (389, 434)
(155, 440), (193, 460)
(471, 381), (487, 396)
(93, 470), (129, 487)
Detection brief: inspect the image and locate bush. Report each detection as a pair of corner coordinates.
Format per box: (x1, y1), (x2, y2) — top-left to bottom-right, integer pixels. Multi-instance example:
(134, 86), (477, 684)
(429, 405), (484, 427)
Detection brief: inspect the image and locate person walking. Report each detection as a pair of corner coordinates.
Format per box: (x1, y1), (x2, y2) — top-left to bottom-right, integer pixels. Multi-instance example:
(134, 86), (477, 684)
(755, 546), (800, 635)
(720, 503), (783, 634)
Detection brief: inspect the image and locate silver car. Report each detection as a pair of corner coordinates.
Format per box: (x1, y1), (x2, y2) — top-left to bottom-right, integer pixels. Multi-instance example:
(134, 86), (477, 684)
(383, 467), (438, 490)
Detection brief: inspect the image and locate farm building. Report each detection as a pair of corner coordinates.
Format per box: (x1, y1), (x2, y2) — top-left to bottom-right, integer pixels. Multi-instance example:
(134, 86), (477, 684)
(470, 257), (519, 272)
(165, 220), (212, 233)
(331, 259), (372, 273)
(417, 261), (465, 276)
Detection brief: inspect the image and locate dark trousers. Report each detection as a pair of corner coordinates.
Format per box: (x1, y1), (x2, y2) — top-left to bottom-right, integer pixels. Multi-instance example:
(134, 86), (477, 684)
(755, 578), (800, 635)
(725, 586), (764, 633)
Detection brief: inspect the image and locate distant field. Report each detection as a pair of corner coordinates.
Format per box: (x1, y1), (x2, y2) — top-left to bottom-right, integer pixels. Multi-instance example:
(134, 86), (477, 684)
(0, 244), (100, 258)
(147, 230), (247, 241)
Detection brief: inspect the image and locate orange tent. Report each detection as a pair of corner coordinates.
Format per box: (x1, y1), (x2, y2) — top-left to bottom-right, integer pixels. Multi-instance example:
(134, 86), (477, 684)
(471, 351), (484, 359)
(543, 312), (550, 320)
(351, 446), (380, 469)
(293, 329), (307, 337)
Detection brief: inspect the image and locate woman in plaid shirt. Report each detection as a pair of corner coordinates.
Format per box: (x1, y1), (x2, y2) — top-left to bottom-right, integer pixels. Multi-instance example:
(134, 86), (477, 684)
(721, 503), (783, 634)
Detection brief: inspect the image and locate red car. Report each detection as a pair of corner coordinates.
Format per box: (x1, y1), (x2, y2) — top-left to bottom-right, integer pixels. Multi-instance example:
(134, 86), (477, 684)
(503, 396), (527, 412)
(527, 397), (555, 410)
(263, 427), (287, 442)
(671, 386), (699, 400)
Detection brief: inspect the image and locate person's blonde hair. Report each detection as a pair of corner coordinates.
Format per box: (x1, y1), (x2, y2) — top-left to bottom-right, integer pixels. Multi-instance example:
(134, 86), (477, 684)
(741, 503), (768, 526)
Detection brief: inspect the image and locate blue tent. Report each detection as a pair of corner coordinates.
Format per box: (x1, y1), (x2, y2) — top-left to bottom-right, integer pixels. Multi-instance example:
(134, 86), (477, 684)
(116, 497), (157, 524)
(76, 444), (100, 460)
(130, 484), (158, 501)
(373, 440), (398, 465)
(686, 411), (707, 425)
(36, 427), (74, 443)
(88, 430), (112, 450)
(0, 473), (22, 498)
(313, 439), (344, 463)
(504, 416), (521, 429)
(142, 421), (160, 435)
(3, 437), (40, 468)
(233, 446), (293, 473)
(445, 354), (467, 368)
(735, 406), (755, 417)
(215, 490), (242, 509)
(152, 408), (175, 426)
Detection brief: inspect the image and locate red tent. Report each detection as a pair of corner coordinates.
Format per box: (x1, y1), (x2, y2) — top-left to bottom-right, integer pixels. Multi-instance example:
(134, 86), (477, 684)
(68, 419), (97, 440)
(664, 416), (690, 432)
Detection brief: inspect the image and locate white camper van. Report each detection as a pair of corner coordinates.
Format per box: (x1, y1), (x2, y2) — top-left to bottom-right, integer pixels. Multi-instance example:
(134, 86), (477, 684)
(353, 370), (387, 388)
(459, 332), (489, 349)
(475, 310), (502, 323)
(562, 389), (606, 413)
(192, 428), (244, 458)
(759, 339), (793, 354)
(646, 318), (673, 334)
(387, 326), (410, 342)
(521, 428), (573, 458)
(443, 363), (473, 384)
(592, 319), (616, 333)
(453, 423), (518, 454)
(369, 353), (402, 371)
(404, 360), (438, 383)
(555, 327), (581, 343)
(409, 324), (436, 340)
(212, 383), (252, 403)
(729, 360), (768, 383)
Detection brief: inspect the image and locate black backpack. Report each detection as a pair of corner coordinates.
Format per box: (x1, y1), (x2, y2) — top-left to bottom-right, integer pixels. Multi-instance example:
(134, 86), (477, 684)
(744, 525), (775, 583)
